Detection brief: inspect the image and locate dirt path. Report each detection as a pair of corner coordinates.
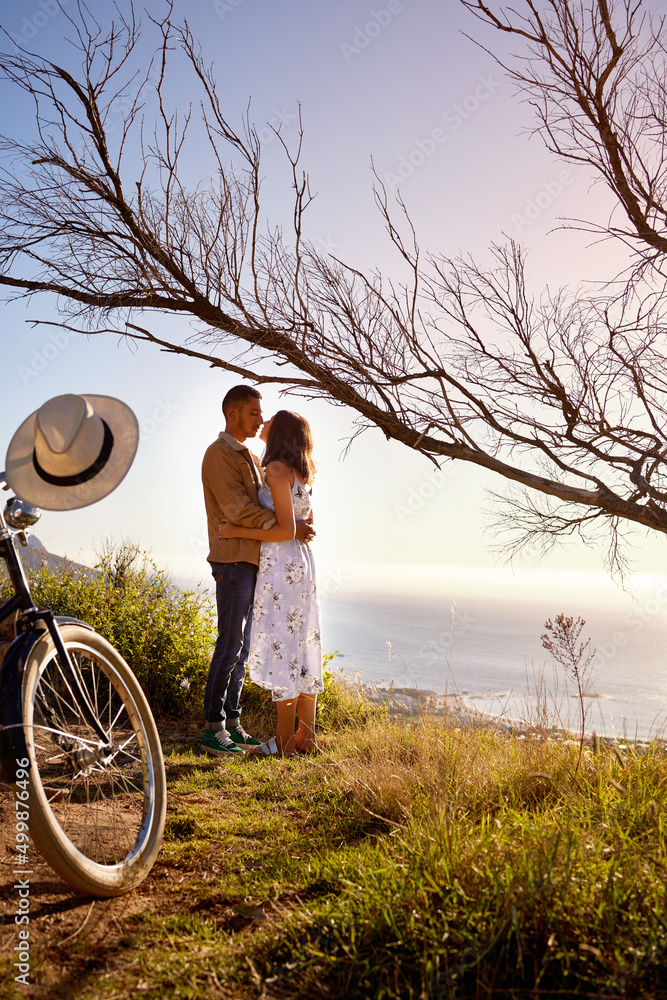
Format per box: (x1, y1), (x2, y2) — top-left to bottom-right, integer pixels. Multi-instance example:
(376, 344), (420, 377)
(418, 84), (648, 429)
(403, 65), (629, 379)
(0, 725), (252, 999)
(1, 783), (164, 998)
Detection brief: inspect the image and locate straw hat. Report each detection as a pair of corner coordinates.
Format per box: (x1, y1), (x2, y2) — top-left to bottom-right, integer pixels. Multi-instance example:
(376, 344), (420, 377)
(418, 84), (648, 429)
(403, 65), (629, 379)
(5, 394), (139, 511)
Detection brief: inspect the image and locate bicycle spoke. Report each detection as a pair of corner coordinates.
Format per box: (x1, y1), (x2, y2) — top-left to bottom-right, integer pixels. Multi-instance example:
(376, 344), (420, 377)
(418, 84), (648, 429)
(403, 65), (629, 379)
(31, 646), (150, 862)
(20, 624), (165, 894)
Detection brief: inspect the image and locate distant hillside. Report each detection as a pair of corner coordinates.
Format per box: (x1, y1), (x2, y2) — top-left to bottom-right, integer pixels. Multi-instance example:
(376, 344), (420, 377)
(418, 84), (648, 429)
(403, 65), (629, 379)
(3, 533), (90, 576)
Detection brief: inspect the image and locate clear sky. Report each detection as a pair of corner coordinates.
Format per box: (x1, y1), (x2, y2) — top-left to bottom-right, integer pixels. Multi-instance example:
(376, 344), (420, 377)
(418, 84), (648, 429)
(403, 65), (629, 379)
(0, 0), (664, 596)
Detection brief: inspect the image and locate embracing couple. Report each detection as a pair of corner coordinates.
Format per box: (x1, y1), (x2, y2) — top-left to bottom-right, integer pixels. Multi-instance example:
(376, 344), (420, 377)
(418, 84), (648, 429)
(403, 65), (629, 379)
(201, 385), (323, 758)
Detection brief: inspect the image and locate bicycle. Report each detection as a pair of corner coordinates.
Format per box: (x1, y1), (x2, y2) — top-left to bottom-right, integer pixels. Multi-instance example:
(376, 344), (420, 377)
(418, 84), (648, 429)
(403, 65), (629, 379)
(0, 480), (167, 897)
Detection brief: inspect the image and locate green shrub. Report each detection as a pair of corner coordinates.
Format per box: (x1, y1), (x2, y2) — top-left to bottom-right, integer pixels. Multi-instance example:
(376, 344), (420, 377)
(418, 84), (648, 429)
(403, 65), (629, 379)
(1, 539), (215, 719)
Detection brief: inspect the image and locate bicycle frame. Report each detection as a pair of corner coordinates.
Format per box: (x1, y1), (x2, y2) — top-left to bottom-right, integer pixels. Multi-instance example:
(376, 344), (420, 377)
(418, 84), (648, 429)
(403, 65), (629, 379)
(0, 491), (111, 780)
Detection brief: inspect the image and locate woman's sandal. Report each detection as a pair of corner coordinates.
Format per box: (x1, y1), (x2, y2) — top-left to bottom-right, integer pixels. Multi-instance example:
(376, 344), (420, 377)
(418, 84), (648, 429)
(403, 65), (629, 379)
(249, 737), (323, 758)
(250, 736), (297, 758)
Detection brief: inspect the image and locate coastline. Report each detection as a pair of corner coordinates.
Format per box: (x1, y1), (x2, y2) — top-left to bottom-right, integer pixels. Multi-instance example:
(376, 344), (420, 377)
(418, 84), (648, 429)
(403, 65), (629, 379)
(357, 682), (662, 750)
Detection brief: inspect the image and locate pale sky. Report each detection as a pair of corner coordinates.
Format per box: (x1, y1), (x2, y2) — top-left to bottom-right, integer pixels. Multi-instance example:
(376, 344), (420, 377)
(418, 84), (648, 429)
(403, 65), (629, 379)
(1, 0), (665, 596)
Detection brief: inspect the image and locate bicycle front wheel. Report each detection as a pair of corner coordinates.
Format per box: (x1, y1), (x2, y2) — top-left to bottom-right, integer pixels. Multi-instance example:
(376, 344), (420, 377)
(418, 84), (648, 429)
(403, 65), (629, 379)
(21, 624), (166, 896)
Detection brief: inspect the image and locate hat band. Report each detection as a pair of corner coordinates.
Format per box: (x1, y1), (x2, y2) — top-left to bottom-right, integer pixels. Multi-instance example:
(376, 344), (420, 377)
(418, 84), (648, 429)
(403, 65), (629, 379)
(32, 420), (114, 488)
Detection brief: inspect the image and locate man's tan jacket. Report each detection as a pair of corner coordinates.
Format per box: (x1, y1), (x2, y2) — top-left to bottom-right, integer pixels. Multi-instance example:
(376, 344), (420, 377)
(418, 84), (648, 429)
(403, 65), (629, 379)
(202, 432), (276, 567)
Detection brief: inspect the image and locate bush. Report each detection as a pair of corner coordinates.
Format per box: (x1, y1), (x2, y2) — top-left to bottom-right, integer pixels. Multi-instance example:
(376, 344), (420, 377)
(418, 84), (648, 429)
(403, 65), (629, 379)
(1, 539), (215, 719)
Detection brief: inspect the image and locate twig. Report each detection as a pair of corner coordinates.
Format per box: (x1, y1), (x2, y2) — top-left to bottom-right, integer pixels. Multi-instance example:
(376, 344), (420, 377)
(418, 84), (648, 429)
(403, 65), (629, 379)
(56, 900), (95, 946)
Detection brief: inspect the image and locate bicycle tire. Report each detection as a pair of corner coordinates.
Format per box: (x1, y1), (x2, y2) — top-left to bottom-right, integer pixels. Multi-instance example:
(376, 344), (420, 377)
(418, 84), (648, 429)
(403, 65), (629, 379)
(21, 624), (166, 896)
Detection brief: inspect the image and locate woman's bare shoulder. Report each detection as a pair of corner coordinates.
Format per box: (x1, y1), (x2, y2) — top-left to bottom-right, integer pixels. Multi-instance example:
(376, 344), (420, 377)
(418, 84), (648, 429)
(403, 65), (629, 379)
(265, 460), (291, 479)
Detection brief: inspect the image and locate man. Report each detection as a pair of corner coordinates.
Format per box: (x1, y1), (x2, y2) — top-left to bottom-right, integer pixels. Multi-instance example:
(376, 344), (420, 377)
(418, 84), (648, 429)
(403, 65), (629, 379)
(201, 385), (314, 756)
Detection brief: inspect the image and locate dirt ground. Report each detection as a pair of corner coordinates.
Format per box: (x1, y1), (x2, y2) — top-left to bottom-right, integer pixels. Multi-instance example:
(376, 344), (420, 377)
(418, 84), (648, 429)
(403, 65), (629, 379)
(0, 724), (257, 999)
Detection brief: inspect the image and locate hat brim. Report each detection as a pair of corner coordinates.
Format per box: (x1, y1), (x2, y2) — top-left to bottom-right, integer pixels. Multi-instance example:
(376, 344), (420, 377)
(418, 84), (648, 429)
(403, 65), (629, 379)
(5, 394), (139, 511)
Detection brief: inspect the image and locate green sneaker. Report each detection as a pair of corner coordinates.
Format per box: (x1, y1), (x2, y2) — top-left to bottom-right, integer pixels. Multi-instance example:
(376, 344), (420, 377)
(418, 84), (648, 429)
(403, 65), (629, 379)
(226, 723), (262, 747)
(202, 728), (245, 756)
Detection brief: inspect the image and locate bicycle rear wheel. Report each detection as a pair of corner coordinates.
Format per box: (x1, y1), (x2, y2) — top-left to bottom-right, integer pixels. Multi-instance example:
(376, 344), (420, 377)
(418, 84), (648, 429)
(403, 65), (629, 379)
(21, 624), (166, 896)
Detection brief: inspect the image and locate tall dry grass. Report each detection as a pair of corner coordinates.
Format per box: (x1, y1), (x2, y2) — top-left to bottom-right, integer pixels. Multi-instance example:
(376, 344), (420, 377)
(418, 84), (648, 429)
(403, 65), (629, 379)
(234, 705), (667, 999)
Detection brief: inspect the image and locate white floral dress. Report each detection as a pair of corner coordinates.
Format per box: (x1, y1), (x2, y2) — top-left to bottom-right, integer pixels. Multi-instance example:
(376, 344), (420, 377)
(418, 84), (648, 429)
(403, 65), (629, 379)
(247, 477), (323, 701)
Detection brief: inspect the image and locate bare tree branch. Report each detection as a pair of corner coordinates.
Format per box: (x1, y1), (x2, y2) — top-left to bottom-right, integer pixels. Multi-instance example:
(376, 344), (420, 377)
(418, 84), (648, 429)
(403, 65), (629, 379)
(461, 0), (667, 272)
(1, 1), (667, 571)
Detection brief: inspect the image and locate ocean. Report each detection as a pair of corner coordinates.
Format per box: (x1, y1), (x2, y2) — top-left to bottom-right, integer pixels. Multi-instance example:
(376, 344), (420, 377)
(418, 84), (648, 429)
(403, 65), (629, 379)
(318, 567), (667, 741)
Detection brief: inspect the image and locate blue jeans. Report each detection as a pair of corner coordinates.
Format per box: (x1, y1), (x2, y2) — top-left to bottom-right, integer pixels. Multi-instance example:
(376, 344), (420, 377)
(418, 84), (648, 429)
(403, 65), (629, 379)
(203, 561), (257, 726)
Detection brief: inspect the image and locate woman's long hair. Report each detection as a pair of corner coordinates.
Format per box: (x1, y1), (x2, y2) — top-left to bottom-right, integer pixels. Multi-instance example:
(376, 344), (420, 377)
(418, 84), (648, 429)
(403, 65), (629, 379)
(262, 410), (316, 485)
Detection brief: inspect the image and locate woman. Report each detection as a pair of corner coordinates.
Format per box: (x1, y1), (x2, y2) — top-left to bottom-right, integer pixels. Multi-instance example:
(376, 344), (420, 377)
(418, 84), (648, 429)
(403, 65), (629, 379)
(219, 410), (323, 756)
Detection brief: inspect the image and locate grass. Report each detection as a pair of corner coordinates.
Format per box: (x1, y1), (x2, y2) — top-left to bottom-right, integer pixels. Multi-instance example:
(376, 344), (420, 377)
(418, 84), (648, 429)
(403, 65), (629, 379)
(1, 547), (666, 996)
(3, 700), (667, 1000)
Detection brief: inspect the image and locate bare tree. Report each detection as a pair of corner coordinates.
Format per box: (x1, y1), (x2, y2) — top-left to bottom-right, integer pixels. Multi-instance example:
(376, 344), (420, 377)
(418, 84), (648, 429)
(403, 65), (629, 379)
(462, 0), (667, 279)
(1, 0), (667, 575)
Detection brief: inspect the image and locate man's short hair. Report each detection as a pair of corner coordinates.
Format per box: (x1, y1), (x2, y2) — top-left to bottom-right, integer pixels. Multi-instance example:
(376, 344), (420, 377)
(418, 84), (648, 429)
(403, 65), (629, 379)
(222, 385), (262, 417)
